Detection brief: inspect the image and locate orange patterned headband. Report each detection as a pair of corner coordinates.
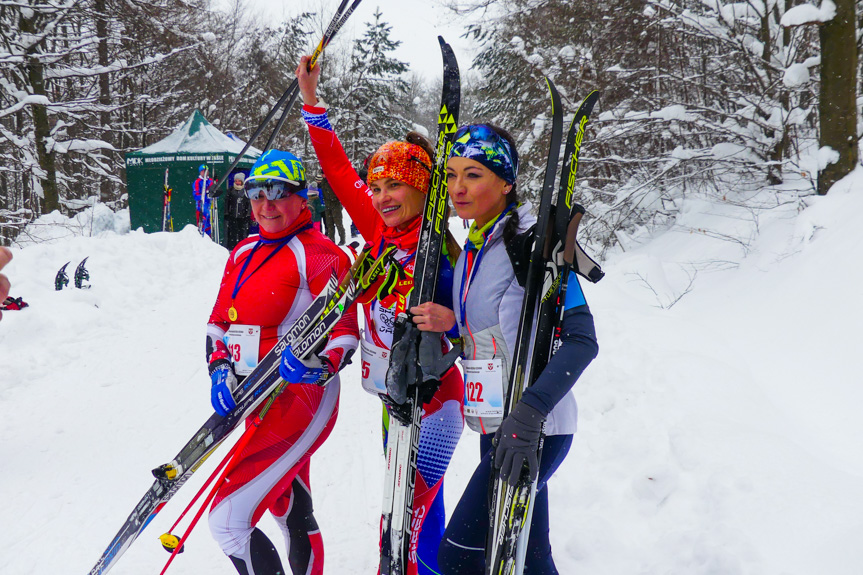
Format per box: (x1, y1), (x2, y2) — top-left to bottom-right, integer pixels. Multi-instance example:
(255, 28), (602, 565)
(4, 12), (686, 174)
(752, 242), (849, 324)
(367, 141), (432, 193)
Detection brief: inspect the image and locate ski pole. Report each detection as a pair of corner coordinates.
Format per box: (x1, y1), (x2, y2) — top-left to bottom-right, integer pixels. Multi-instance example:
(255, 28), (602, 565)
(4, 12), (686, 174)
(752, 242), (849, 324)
(261, 0), (363, 151)
(158, 382), (288, 575)
(158, 435), (244, 552)
(209, 0), (364, 199)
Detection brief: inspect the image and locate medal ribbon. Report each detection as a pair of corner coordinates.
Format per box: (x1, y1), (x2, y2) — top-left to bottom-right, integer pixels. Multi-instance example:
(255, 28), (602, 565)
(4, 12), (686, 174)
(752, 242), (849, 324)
(231, 224), (311, 300)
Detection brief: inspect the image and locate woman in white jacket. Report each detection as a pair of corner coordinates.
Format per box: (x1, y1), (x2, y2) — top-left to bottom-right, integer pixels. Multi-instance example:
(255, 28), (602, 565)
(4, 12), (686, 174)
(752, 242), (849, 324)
(412, 123), (599, 574)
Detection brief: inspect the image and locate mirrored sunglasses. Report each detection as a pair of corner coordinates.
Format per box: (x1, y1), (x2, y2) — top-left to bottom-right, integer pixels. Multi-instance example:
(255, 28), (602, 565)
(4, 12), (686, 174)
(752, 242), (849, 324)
(245, 179), (305, 201)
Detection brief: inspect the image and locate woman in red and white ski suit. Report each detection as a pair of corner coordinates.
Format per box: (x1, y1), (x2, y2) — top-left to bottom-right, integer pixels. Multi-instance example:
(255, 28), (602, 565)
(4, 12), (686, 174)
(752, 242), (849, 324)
(205, 149), (359, 575)
(296, 57), (464, 575)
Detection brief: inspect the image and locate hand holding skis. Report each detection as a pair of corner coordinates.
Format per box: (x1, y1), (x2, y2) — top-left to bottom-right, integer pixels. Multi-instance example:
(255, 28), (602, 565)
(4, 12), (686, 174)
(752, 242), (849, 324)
(209, 359), (238, 416)
(494, 402), (545, 486)
(295, 55), (322, 107)
(410, 302), (456, 333)
(279, 345), (326, 384)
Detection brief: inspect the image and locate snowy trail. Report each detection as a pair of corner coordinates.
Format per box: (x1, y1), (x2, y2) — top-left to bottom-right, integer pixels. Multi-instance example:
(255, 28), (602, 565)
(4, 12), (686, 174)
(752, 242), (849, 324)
(1, 172), (861, 574)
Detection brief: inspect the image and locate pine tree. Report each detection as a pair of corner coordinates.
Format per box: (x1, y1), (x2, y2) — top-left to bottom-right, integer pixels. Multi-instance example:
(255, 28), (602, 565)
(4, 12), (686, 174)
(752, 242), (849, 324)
(340, 9), (412, 162)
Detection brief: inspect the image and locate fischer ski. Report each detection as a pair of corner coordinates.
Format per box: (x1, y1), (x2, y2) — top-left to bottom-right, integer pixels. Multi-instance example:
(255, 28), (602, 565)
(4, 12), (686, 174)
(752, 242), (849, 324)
(86, 242), (395, 575)
(379, 36), (460, 575)
(485, 88), (602, 575)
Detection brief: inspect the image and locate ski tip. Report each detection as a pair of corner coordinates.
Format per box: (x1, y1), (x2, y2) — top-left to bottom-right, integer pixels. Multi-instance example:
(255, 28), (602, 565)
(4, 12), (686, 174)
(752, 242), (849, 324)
(544, 77), (562, 116)
(580, 90), (600, 116)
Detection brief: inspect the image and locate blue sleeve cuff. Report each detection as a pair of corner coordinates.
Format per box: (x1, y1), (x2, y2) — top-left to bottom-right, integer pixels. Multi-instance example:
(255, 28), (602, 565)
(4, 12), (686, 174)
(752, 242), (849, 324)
(302, 108), (333, 131)
(445, 324), (461, 340)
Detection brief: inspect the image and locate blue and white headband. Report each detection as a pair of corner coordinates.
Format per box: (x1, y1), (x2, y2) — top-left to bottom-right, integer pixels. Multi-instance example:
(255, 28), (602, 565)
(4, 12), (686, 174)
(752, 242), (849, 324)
(448, 124), (519, 184)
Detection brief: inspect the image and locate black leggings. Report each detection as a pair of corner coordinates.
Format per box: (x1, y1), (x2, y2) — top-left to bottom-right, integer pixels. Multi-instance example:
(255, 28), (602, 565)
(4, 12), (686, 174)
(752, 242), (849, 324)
(437, 433), (572, 575)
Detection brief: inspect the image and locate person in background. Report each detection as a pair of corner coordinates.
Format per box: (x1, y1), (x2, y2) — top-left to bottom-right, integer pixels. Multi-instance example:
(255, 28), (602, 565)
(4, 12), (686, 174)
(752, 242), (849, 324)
(308, 187), (326, 233)
(205, 149), (359, 575)
(0, 247), (11, 321)
(411, 123), (599, 575)
(319, 175), (346, 245)
(224, 172), (252, 250)
(193, 164), (214, 237)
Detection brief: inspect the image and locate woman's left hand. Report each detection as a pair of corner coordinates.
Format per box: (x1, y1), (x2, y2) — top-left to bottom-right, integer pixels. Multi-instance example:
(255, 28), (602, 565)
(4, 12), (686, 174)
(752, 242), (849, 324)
(410, 302), (456, 333)
(295, 55), (321, 107)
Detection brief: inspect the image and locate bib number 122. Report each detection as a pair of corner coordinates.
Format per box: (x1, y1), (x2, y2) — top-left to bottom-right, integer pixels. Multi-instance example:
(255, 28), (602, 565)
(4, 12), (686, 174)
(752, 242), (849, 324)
(466, 380), (484, 403)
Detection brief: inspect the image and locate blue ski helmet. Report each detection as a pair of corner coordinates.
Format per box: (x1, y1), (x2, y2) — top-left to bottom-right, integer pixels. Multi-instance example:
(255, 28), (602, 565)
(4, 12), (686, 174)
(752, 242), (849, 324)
(198, 164), (208, 173)
(247, 150), (308, 198)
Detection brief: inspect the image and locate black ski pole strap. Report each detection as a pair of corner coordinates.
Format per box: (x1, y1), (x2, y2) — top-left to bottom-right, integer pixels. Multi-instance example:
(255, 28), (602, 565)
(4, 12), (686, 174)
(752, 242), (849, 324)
(505, 224), (536, 288)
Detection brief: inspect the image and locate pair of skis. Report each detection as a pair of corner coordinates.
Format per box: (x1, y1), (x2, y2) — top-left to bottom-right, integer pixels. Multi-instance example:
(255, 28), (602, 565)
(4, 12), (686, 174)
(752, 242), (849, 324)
(208, 0), (364, 200)
(378, 36), (460, 575)
(485, 85), (603, 575)
(85, 241), (396, 575)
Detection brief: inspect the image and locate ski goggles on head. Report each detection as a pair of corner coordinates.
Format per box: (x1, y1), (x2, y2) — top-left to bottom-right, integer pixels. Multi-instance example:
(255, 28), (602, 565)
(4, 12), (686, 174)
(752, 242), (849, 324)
(244, 178), (307, 201)
(449, 124), (519, 184)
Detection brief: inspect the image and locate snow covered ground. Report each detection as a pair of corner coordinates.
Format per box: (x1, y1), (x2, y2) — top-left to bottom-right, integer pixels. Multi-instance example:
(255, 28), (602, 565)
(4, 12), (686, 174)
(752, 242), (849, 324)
(1, 171), (861, 575)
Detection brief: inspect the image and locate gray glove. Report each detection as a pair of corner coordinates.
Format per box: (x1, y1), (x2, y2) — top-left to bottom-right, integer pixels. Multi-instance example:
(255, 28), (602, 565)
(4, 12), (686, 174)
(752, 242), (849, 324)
(494, 401), (545, 486)
(385, 320), (419, 405)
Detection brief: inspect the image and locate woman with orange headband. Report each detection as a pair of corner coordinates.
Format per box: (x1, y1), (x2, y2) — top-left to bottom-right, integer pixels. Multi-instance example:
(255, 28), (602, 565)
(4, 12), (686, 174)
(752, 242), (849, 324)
(296, 57), (464, 575)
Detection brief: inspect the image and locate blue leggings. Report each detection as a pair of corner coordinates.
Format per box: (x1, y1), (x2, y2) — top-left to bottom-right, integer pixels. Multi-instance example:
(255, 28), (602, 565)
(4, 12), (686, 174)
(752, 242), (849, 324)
(437, 433), (572, 575)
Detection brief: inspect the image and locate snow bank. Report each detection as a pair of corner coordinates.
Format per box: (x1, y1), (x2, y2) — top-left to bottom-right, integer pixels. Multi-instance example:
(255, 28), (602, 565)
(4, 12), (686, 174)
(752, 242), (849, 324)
(1, 177), (861, 575)
(12, 200), (130, 248)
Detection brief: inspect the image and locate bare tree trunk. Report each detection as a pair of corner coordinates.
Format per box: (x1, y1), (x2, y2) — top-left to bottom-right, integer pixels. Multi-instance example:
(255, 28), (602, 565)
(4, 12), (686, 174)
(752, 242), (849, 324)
(96, 0), (113, 202)
(21, 11), (59, 212)
(818, 0), (858, 195)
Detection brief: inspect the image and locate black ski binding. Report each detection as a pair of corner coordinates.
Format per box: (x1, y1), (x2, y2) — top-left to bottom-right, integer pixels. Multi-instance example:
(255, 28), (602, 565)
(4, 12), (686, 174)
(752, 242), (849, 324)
(74, 257), (90, 289)
(55, 262), (70, 291)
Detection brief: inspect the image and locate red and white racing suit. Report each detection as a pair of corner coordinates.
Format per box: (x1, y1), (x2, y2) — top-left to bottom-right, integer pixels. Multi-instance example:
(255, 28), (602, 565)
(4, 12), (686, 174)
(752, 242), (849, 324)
(205, 209), (359, 575)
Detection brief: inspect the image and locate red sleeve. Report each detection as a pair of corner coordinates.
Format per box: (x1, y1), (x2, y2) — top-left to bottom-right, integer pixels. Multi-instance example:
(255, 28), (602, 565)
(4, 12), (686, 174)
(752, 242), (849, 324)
(304, 105), (383, 242)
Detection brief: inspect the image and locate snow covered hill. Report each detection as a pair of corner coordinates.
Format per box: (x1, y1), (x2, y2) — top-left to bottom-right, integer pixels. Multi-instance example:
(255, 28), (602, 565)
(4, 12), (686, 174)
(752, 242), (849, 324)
(1, 171), (861, 575)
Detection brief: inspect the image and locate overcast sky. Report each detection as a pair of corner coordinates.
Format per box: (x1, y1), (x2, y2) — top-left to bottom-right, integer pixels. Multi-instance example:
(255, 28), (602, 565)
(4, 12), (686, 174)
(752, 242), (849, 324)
(241, 0), (476, 80)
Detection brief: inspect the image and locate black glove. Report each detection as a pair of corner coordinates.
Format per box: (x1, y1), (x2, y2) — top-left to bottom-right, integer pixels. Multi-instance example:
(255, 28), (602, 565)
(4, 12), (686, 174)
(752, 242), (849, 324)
(494, 401), (545, 486)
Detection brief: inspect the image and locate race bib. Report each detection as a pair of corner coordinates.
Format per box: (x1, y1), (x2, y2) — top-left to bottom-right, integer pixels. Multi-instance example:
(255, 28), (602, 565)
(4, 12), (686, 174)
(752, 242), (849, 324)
(462, 359), (504, 418)
(224, 324), (261, 376)
(360, 337), (391, 396)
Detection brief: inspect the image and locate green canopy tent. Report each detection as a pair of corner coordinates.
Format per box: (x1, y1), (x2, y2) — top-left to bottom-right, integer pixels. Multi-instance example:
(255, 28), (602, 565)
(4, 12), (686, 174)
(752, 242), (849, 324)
(124, 110), (261, 240)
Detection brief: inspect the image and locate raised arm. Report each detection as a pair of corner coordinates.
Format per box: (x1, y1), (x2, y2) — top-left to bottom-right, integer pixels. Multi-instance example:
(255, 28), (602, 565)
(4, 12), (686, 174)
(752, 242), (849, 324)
(296, 56), (381, 240)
